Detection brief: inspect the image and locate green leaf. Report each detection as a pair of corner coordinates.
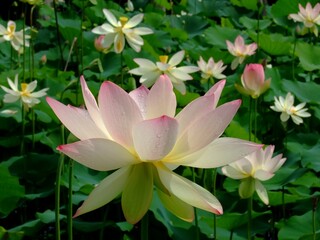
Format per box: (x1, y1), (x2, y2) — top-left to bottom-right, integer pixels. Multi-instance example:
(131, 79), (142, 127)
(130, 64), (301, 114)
(277, 210), (320, 239)
(239, 16), (272, 30)
(0, 164), (25, 216)
(282, 79), (320, 103)
(295, 42), (320, 71)
(204, 25), (241, 49)
(231, 0), (258, 10)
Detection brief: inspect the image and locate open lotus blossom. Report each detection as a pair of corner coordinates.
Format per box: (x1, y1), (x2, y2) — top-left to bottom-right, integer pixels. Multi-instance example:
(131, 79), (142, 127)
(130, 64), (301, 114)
(226, 35), (257, 70)
(0, 21), (30, 52)
(270, 92), (311, 125)
(222, 145), (286, 205)
(197, 56), (226, 83)
(47, 75), (262, 224)
(289, 3), (320, 36)
(129, 50), (199, 94)
(1, 74), (48, 109)
(92, 9), (153, 53)
(235, 64), (270, 99)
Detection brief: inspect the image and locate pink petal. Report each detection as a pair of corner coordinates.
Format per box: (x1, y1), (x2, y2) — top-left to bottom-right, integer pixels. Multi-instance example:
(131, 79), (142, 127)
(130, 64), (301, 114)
(169, 100), (241, 158)
(80, 76), (110, 138)
(57, 138), (138, 171)
(74, 166), (131, 217)
(146, 75), (176, 119)
(98, 81), (143, 150)
(172, 137), (263, 168)
(204, 79), (226, 107)
(46, 97), (107, 140)
(132, 116), (178, 161)
(129, 85), (149, 119)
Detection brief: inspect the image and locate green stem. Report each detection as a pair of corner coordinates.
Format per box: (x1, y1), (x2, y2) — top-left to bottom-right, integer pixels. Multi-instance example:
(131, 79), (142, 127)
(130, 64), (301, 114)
(253, 98), (258, 143)
(22, 5), (27, 82)
(31, 108), (35, 150)
(247, 196), (253, 240)
(192, 168), (200, 240)
(120, 51), (124, 87)
(68, 159), (74, 240)
(99, 206), (109, 240)
(282, 186), (285, 220)
(292, 35), (297, 81)
(30, 5), (36, 81)
(53, 0), (64, 68)
(248, 98), (252, 141)
(55, 125), (65, 240)
(312, 197), (318, 240)
(213, 169), (217, 240)
(141, 211), (149, 240)
(20, 105), (26, 156)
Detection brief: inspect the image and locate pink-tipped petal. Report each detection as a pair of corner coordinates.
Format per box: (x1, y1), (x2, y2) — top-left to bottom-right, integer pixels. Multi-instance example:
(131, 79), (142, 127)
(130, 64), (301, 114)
(57, 138), (138, 171)
(80, 76), (110, 138)
(129, 85), (149, 119)
(171, 137), (263, 168)
(146, 75), (176, 119)
(170, 100), (242, 158)
(157, 165), (223, 215)
(47, 97), (107, 140)
(205, 79), (226, 106)
(98, 81), (143, 150)
(133, 116), (178, 161)
(74, 166), (131, 218)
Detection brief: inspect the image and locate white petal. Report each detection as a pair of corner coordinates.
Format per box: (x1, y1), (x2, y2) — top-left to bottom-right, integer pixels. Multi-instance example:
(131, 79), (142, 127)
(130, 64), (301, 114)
(74, 166), (131, 217)
(103, 9), (118, 27)
(125, 14), (144, 28)
(168, 50), (185, 66)
(157, 165), (223, 214)
(221, 165), (247, 179)
(255, 180), (269, 205)
(133, 116), (178, 161)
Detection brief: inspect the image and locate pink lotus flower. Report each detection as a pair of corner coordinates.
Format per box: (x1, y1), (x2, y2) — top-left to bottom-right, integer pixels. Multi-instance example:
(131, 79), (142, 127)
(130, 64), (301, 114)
(289, 3), (320, 36)
(94, 35), (111, 53)
(222, 145), (286, 205)
(226, 35), (257, 70)
(47, 75), (261, 224)
(197, 56), (226, 82)
(235, 64), (270, 99)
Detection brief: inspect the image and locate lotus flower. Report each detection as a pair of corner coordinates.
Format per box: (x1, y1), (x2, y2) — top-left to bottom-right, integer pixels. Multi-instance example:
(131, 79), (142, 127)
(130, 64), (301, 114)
(197, 56), (226, 82)
(1, 74), (48, 109)
(222, 145), (286, 205)
(0, 20), (30, 52)
(235, 64), (270, 99)
(92, 9), (153, 53)
(129, 50), (199, 94)
(270, 92), (311, 125)
(47, 75), (261, 224)
(226, 35), (257, 70)
(289, 3), (320, 36)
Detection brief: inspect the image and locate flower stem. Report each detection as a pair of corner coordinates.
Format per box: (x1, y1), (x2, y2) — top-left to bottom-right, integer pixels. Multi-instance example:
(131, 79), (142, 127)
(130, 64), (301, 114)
(312, 197), (318, 240)
(55, 125), (65, 240)
(68, 159), (74, 240)
(20, 105), (26, 156)
(141, 211), (149, 240)
(248, 98), (252, 141)
(213, 169), (217, 240)
(253, 98), (258, 142)
(31, 108), (35, 150)
(247, 196), (253, 240)
(192, 168), (200, 240)
(282, 186), (286, 220)
(53, 0), (64, 68)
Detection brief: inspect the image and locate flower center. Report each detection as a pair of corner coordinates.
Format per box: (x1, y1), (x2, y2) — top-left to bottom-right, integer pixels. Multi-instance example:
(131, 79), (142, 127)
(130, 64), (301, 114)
(159, 55), (168, 64)
(7, 24), (15, 39)
(20, 83), (30, 96)
(119, 17), (128, 27)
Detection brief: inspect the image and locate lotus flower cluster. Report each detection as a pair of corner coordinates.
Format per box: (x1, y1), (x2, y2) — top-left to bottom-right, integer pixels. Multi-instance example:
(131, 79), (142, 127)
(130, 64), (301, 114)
(92, 9), (153, 53)
(235, 64), (270, 99)
(47, 75), (261, 224)
(222, 145), (286, 205)
(129, 50), (199, 94)
(270, 92), (311, 125)
(289, 2), (320, 36)
(1, 74), (48, 109)
(226, 35), (257, 70)
(0, 21), (30, 52)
